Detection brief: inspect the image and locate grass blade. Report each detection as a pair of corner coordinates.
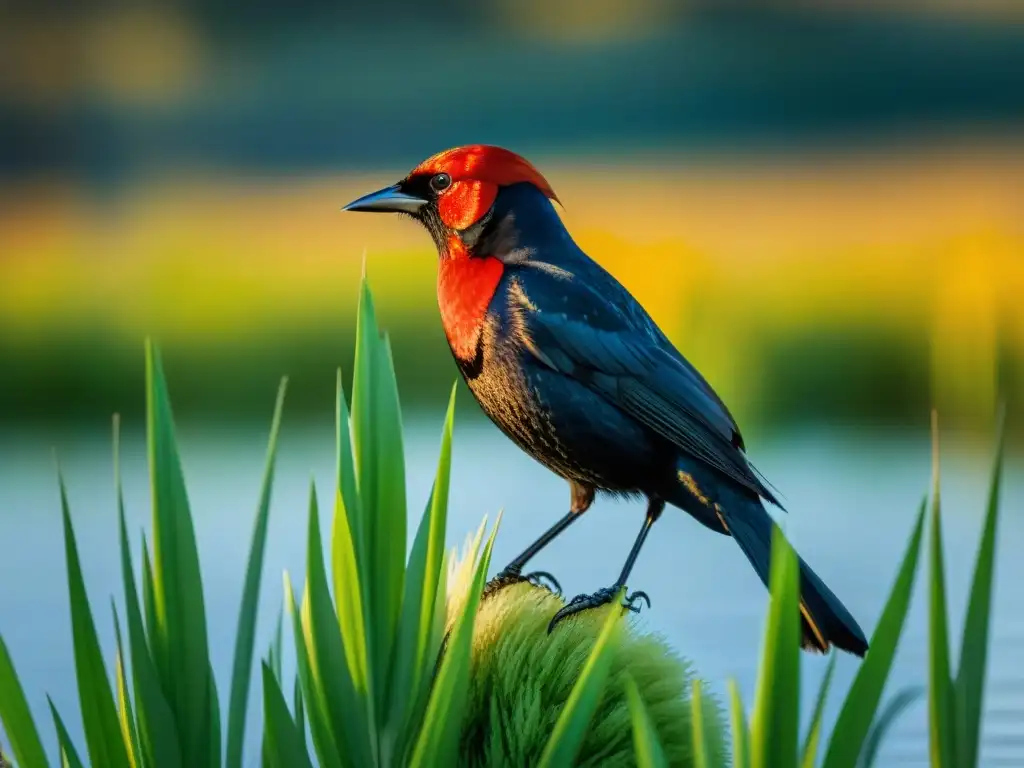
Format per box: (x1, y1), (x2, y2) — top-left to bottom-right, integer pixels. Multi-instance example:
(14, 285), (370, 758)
(267, 647), (278, 687)
(801, 654), (837, 768)
(728, 679), (749, 768)
(331, 367), (375, 725)
(118, 500), (182, 768)
(858, 686), (923, 768)
(261, 664), (313, 768)
(350, 279), (380, 678)
(330, 483), (370, 697)
(396, 547), (452, 764)
(390, 383), (457, 749)
(750, 525), (801, 768)
(293, 674), (305, 745)
(350, 281), (407, 728)
(538, 586), (623, 768)
(48, 701), (85, 768)
(269, 608), (284, 685)
(141, 538), (158, 649)
(111, 418), (143, 768)
(209, 669), (222, 768)
(304, 484), (374, 766)
(335, 370), (363, 572)
(624, 674), (668, 768)
(283, 574), (341, 768)
(410, 517), (499, 768)
(954, 407), (1006, 767)
(0, 635), (49, 768)
(145, 341), (214, 764)
(821, 499), (926, 768)
(58, 475), (132, 768)
(691, 679), (710, 768)
(226, 378), (288, 768)
(369, 332), (408, 714)
(928, 415), (956, 767)
(111, 607), (141, 768)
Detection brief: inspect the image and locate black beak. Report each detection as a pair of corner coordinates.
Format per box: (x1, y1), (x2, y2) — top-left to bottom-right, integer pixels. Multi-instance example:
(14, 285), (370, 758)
(341, 183), (427, 214)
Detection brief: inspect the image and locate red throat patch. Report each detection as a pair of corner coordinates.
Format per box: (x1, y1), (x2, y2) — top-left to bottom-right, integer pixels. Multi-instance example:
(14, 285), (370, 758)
(437, 237), (504, 361)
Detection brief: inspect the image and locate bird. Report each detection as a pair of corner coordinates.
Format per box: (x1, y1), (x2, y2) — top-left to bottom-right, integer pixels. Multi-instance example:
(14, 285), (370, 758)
(342, 144), (869, 656)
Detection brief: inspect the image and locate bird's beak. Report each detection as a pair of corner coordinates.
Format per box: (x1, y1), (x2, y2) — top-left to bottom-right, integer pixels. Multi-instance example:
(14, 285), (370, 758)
(341, 184), (427, 214)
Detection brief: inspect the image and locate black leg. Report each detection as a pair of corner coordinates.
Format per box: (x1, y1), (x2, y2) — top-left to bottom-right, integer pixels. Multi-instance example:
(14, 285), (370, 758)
(483, 482), (594, 599)
(548, 497), (665, 632)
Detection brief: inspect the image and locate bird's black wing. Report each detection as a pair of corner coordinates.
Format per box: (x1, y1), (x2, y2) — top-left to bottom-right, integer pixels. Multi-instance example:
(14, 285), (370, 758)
(510, 270), (780, 505)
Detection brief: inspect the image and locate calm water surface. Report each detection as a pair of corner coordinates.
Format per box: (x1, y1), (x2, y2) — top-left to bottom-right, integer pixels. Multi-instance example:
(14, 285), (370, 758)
(1, 419), (1021, 765)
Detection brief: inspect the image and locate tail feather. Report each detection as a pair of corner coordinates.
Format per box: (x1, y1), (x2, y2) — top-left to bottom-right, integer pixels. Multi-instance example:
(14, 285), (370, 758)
(718, 495), (869, 657)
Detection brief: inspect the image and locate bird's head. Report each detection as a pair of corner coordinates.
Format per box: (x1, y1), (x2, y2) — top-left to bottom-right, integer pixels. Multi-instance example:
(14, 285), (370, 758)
(342, 145), (559, 252)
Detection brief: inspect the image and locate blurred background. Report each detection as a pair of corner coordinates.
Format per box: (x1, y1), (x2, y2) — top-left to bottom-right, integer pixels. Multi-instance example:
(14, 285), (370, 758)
(1, 1), (1022, 765)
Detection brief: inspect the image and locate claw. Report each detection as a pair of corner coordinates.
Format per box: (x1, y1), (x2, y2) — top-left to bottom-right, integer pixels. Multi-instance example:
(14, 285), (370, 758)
(483, 565), (563, 600)
(623, 590), (651, 613)
(547, 585), (653, 632)
(525, 570), (562, 596)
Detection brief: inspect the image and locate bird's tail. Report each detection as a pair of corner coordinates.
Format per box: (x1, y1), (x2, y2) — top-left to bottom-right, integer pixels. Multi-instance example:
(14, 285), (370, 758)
(717, 494), (869, 657)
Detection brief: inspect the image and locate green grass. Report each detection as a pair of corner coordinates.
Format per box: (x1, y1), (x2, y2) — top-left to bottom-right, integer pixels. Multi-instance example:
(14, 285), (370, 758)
(679, 404), (1007, 768)
(0, 276), (1008, 767)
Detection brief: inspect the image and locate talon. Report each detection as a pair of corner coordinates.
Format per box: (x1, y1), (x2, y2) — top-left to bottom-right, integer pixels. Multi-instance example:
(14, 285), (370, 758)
(547, 605), (576, 634)
(546, 585), (620, 633)
(624, 590), (651, 613)
(483, 565), (563, 600)
(481, 566), (521, 599)
(524, 570), (562, 596)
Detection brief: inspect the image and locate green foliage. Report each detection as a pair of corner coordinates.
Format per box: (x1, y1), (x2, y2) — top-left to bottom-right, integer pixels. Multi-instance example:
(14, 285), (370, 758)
(857, 686), (923, 768)
(0, 637), (48, 768)
(625, 676), (669, 768)
(57, 475), (131, 768)
(408, 521), (497, 768)
(819, 500), (927, 767)
(226, 383), (288, 768)
(750, 530), (801, 768)
(538, 595), (624, 768)
(800, 653), (836, 767)
(0, 276), (1007, 768)
(628, 408), (1006, 768)
(927, 409), (1007, 768)
(260, 664), (312, 768)
(267, 277), (501, 768)
(457, 582), (723, 767)
(690, 680), (711, 768)
(727, 679), (750, 768)
(0, 344), (289, 766)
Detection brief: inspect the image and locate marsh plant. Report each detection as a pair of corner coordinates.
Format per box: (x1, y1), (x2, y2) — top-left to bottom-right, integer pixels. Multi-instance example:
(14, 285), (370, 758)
(0, 277), (1005, 767)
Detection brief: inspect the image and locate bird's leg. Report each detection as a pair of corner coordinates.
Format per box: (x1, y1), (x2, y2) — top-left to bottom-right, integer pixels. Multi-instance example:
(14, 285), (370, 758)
(483, 511), (576, 598)
(547, 498), (665, 632)
(483, 482), (594, 599)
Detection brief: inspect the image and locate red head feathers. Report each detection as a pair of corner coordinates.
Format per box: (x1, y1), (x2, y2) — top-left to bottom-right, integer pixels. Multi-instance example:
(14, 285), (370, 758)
(341, 145), (560, 360)
(410, 145), (559, 230)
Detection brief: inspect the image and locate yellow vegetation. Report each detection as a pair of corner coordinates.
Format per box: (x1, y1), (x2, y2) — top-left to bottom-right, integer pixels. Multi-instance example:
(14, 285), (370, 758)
(1, 143), (1021, 425)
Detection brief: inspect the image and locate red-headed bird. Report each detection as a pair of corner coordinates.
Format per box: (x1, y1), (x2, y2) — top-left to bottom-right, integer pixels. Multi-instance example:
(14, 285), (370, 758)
(343, 145), (868, 655)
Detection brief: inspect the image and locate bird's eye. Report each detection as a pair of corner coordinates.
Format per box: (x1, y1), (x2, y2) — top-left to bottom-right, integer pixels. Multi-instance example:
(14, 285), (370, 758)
(429, 173), (452, 194)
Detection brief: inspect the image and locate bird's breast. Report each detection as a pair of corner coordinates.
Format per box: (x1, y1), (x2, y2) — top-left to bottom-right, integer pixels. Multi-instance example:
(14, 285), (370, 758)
(465, 331), (665, 491)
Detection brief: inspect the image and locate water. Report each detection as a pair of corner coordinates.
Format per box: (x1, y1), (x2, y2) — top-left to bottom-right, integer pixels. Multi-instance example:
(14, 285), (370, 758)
(1, 419), (1021, 765)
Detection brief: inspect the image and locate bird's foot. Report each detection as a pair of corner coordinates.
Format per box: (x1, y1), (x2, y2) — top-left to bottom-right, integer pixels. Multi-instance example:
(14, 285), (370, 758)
(547, 586), (651, 633)
(482, 566), (562, 601)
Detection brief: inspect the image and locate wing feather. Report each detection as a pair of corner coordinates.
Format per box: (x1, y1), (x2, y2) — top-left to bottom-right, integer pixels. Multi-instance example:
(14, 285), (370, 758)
(519, 280), (780, 506)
